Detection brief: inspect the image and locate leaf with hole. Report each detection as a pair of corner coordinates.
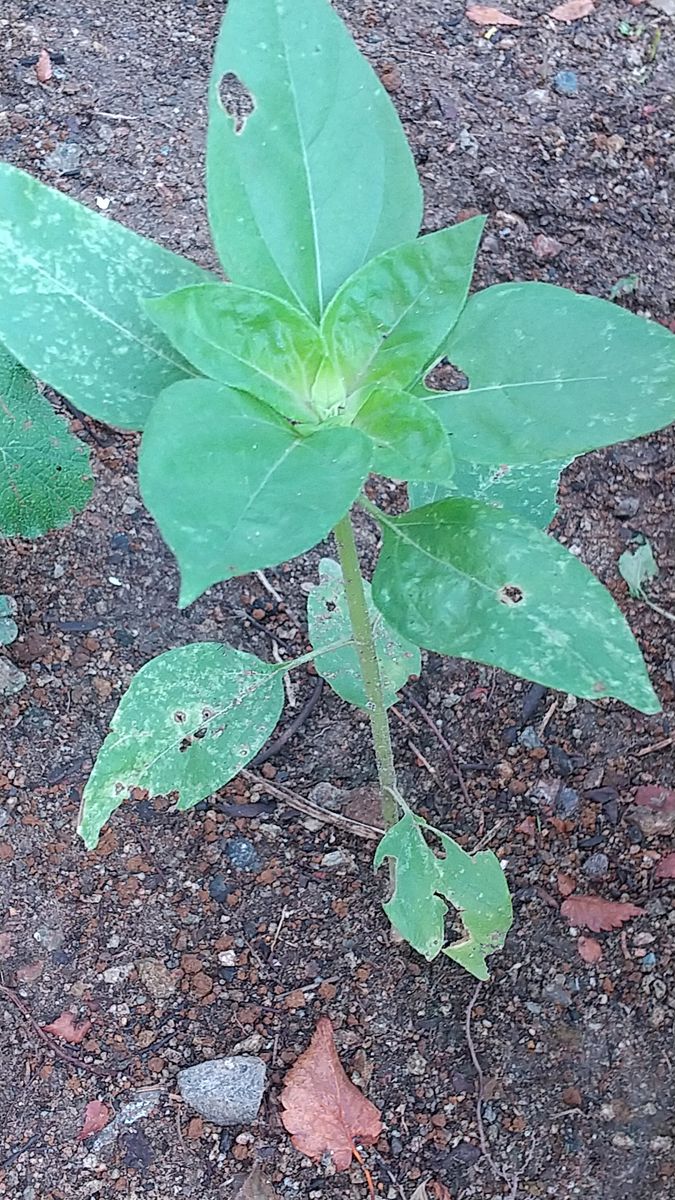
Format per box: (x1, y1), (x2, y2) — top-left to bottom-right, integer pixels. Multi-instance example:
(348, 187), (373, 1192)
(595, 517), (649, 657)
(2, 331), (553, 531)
(307, 558), (420, 709)
(207, 0), (422, 319)
(139, 380), (372, 606)
(353, 388), (454, 483)
(370, 498), (660, 712)
(321, 219), (484, 398)
(0, 164), (212, 429)
(374, 809), (512, 980)
(78, 642), (285, 850)
(618, 539), (658, 599)
(409, 457), (570, 527)
(144, 283), (327, 424)
(0, 346), (92, 537)
(424, 282), (675, 463)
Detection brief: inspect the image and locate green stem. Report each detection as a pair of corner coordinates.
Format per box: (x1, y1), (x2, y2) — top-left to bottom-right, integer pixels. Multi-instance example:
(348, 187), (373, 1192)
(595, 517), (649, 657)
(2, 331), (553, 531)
(333, 511), (399, 830)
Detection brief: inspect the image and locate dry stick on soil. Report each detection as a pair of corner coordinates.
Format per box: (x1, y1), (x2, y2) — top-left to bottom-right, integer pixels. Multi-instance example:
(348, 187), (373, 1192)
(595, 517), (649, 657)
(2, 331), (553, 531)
(251, 677), (323, 766)
(465, 984), (532, 1197)
(404, 690), (484, 828)
(635, 734), (674, 757)
(0, 982), (110, 1077)
(241, 770), (381, 841)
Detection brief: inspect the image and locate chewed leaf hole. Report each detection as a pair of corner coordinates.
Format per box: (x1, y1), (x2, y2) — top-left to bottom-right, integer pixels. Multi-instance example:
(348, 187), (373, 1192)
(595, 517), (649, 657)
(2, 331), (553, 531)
(174, 710), (186, 723)
(218, 72), (255, 133)
(498, 583), (524, 606)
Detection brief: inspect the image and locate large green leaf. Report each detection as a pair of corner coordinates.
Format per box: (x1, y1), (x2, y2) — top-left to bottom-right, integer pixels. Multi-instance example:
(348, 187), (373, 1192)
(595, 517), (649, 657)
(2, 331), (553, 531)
(78, 642), (284, 849)
(370, 498), (660, 713)
(409, 457), (570, 528)
(139, 380), (372, 606)
(426, 283), (675, 463)
(353, 388), (454, 483)
(321, 219), (485, 396)
(0, 347), (92, 537)
(374, 810), (512, 981)
(307, 558), (420, 709)
(145, 284), (326, 424)
(0, 164), (211, 429)
(207, 0), (422, 320)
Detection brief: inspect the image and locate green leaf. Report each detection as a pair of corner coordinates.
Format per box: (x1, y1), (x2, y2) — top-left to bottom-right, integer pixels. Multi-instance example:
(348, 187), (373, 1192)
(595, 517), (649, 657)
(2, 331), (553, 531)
(374, 810), (512, 981)
(0, 163), (212, 429)
(0, 346), (92, 538)
(144, 284), (326, 424)
(353, 388), (454, 483)
(139, 379), (372, 606)
(78, 642), (284, 849)
(307, 558), (420, 709)
(370, 498), (660, 713)
(207, 0), (422, 320)
(427, 282), (675, 463)
(618, 539), (658, 599)
(321, 219), (485, 396)
(409, 457), (570, 528)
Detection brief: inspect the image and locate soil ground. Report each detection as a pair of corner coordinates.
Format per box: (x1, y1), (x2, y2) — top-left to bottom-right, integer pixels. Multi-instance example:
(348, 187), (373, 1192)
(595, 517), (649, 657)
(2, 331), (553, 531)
(1, 2), (674, 1198)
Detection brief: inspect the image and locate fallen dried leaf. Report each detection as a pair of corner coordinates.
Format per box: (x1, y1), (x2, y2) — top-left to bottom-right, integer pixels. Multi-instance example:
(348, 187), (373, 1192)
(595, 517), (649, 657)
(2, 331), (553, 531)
(557, 872), (576, 897)
(577, 936), (602, 963)
(280, 1017), (382, 1171)
(42, 1011), (92, 1044)
(35, 49), (53, 83)
(239, 1163), (279, 1199)
(655, 852), (675, 880)
(78, 1099), (109, 1140)
(549, 0), (595, 20)
(561, 896), (644, 932)
(631, 786), (675, 837)
(430, 1184), (453, 1200)
(466, 5), (522, 25)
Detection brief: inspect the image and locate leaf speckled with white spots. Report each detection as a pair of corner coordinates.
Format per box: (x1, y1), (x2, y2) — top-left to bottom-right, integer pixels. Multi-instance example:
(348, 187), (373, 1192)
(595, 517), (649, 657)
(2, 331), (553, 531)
(0, 345), (92, 537)
(0, 164), (213, 429)
(426, 282), (675, 462)
(374, 810), (512, 980)
(307, 558), (420, 709)
(371, 498), (660, 713)
(78, 642), (284, 849)
(409, 457), (570, 528)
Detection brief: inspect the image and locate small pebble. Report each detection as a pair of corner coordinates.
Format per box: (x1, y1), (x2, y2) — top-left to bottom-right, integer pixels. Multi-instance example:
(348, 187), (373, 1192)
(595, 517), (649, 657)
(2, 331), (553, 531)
(320, 849), (356, 870)
(309, 782), (344, 812)
(614, 496), (639, 518)
(519, 725), (543, 750)
(223, 837), (260, 871)
(583, 852), (609, 880)
(209, 873), (232, 903)
(178, 1056), (266, 1126)
(556, 787), (580, 818)
(554, 70), (578, 97)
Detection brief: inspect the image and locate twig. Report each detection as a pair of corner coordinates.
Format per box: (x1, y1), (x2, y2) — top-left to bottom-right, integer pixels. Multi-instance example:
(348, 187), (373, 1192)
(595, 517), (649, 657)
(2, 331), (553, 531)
(255, 569), (285, 606)
(538, 698), (558, 736)
(0, 983), (110, 1077)
(273, 642), (297, 707)
(242, 770), (381, 840)
(352, 1145), (376, 1200)
(404, 691), (473, 810)
(251, 677), (323, 765)
(0, 1130), (43, 1170)
(270, 905), (290, 956)
(408, 739), (438, 778)
(175, 1108), (188, 1157)
(635, 735), (674, 757)
(473, 818), (507, 852)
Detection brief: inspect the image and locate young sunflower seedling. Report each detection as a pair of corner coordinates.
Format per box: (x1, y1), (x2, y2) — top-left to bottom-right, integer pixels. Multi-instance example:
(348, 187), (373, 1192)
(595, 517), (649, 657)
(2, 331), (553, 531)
(1, 0), (673, 980)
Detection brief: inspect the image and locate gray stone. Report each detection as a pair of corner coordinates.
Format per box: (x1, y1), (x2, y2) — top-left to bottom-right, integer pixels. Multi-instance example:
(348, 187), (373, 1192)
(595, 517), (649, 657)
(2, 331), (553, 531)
(44, 141), (82, 175)
(519, 725), (543, 750)
(309, 782), (344, 812)
(223, 836), (260, 871)
(320, 848), (356, 870)
(556, 787), (580, 818)
(583, 852), (609, 879)
(178, 1056), (266, 1126)
(0, 656), (27, 696)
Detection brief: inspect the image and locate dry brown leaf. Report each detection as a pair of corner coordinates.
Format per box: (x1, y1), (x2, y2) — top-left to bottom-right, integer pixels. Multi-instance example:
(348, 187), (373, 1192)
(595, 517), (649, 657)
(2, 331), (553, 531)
(35, 49), (53, 83)
(430, 1185), (453, 1200)
(557, 872), (576, 897)
(561, 896), (644, 932)
(655, 852), (675, 880)
(549, 0), (595, 21)
(466, 5), (523, 25)
(632, 786), (675, 836)
(577, 936), (602, 963)
(280, 1017), (382, 1171)
(42, 1011), (92, 1044)
(77, 1099), (109, 1141)
(238, 1163), (279, 1199)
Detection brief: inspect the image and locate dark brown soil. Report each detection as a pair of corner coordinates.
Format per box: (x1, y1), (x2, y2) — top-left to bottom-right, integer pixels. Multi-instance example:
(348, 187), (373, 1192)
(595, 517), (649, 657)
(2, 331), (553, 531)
(1, 2), (674, 1199)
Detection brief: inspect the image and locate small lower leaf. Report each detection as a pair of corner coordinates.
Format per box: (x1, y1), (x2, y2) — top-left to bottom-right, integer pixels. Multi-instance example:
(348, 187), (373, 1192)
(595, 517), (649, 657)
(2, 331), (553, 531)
(409, 456), (569, 528)
(618, 538), (658, 599)
(0, 347), (92, 537)
(307, 558), (420, 709)
(374, 810), (512, 981)
(78, 642), (284, 849)
(353, 388), (454, 483)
